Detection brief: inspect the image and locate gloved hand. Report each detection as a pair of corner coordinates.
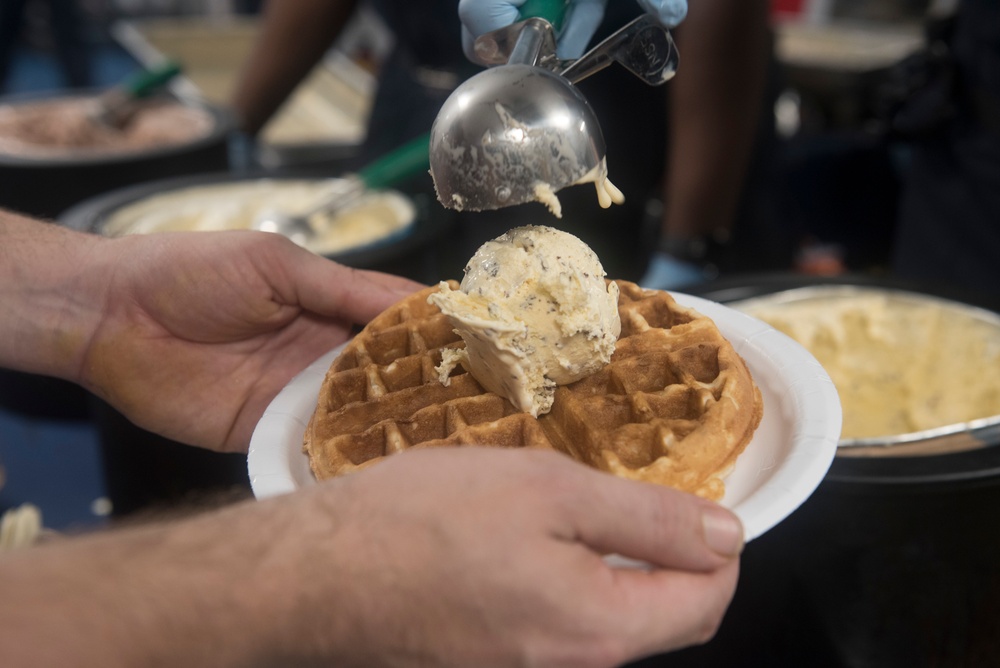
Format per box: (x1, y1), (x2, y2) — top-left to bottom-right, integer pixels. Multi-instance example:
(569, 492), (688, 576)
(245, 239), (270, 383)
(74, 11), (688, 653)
(459, 0), (688, 61)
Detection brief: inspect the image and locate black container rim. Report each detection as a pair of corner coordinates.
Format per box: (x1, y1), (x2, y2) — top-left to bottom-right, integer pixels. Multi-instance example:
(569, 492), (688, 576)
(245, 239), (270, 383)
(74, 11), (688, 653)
(0, 89), (234, 168)
(57, 169), (456, 270)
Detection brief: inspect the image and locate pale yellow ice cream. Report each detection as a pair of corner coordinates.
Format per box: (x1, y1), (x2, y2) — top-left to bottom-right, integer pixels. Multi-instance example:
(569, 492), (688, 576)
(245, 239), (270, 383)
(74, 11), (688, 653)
(102, 179), (415, 256)
(739, 290), (1000, 440)
(531, 158), (625, 219)
(429, 225), (621, 417)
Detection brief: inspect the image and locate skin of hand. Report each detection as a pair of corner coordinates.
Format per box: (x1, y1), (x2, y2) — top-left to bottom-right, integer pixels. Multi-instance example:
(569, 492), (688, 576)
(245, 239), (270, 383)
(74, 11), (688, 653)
(0, 211), (422, 453)
(0, 447), (742, 667)
(459, 0), (688, 60)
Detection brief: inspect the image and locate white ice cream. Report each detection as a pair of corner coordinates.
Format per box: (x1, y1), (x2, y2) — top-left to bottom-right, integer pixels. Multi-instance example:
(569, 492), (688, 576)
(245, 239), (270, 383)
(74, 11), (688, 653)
(429, 225), (621, 416)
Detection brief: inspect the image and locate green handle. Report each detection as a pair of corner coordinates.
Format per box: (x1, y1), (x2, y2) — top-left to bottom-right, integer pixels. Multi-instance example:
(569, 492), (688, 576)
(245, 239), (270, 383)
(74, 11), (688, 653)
(123, 60), (183, 99)
(358, 132), (431, 190)
(518, 0), (570, 32)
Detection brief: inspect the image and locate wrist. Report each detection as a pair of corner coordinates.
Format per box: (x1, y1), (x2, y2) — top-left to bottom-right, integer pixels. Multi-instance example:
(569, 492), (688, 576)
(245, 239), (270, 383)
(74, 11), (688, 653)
(0, 502), (275, 666)
(0, 211), (110, 382)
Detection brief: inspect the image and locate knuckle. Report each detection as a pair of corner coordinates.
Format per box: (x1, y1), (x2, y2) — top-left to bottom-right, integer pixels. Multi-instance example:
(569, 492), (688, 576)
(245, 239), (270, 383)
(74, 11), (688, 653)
(693, 613), (725, 646)
(522, 634), (627, 668)
(690, 592), (731, 646)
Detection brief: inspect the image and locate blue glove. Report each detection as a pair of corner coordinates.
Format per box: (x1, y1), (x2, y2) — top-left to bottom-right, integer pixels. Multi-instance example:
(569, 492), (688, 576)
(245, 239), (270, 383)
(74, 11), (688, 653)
(459, 0), (688, 61)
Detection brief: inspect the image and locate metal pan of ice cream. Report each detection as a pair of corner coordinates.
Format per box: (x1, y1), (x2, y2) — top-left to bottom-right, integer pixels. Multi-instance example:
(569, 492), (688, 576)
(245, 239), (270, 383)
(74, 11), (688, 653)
(732, 286), (1000, 455)
(58, 171), (455, 283)
(688, 273), (1000, 485)
(680, 274), (1000, 666)
(0, 89), (231, 219)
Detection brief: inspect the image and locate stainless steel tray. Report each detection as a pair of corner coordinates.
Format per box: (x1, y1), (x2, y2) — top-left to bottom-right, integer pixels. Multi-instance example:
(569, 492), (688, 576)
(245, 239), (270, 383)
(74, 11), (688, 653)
(730, 285), (1000, 457)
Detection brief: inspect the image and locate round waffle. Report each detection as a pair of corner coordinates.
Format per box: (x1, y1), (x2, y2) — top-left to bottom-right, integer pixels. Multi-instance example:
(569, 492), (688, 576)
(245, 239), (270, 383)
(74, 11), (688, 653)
(303, 280), (763, 500)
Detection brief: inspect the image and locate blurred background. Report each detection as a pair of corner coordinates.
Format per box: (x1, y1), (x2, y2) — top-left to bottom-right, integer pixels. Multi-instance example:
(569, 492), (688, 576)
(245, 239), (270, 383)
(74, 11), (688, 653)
(1, 0), (938, 523)
(3, 0), (999, 665)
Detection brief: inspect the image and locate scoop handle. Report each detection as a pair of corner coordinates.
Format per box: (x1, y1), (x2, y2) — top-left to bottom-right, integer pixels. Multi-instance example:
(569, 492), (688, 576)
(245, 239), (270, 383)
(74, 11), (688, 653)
(123, 60), (183, 99)
(357, 132), (431, 190)
(518, 0), (569, 32)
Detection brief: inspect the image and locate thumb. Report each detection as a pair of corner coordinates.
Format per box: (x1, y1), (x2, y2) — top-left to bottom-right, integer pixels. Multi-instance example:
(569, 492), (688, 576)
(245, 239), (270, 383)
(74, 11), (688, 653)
(459, 0), (526, 42)
(565, 467), (745, 571)
(636, 0), (688, 28)
(273, 242), (423, 324)
(557, 0), (606, 59)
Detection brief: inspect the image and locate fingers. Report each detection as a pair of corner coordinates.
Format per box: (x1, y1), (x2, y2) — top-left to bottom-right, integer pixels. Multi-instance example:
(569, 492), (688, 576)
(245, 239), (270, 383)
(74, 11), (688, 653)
(458, 0), (608, 62)
(458, 0), (524, 43)
(310, 448), (739, 663)
(611, 559), (739, 655)
(461, 25), (480, 62)
(559, 462), (744, 572)
(262, 235), (423, 323)
(635, 0), (688, 28)
(557, 0), (606, 59)
(316, 266), (424, 323)
(458, 0), (686, 64)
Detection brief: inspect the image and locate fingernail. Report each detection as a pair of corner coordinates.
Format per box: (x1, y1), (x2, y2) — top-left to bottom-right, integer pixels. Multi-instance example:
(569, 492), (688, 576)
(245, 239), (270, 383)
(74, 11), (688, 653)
(701, 505), (745, 557)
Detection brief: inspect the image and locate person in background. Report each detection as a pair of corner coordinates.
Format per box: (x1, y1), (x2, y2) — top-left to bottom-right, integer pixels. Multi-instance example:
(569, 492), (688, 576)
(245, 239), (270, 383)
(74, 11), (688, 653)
(0, 0), (94, 92)
(890, 0), (1000, 299)
(230, 0), (777, 286)
(0, 208), (742, 666)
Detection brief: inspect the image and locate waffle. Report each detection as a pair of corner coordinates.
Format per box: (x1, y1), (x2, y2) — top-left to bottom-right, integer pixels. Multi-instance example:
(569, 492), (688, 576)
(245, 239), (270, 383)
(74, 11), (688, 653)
(303, 280), (762, 499)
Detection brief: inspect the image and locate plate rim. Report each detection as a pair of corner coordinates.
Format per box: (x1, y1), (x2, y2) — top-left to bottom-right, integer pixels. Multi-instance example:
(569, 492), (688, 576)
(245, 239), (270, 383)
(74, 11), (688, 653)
(248, 291), (842, 541)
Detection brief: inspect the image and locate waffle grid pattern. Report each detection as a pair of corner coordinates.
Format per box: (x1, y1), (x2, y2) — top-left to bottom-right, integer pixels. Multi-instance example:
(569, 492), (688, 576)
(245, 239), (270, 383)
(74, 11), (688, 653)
(304, 280), (762, 499)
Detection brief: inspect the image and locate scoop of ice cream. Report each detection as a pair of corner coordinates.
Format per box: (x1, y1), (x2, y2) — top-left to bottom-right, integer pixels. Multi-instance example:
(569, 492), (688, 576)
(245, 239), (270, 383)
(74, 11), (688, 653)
(429, 225), (621, 417)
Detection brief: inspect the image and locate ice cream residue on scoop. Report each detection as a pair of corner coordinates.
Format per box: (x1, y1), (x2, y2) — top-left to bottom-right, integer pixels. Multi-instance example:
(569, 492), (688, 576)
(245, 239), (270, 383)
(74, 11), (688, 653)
(531, 157), (625, 218)
(428, 225), (621, 417)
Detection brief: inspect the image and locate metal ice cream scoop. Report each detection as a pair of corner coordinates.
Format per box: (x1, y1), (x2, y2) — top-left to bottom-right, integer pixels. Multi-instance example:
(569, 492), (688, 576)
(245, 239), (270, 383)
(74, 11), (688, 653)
(252, 133), (430, 244)
(89, 60), (183, 129)
(429, 9), (678, 212)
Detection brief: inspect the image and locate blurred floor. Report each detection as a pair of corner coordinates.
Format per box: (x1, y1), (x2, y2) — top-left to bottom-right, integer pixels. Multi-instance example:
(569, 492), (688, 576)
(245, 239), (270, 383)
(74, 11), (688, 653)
(0, 408), (106, 531)
(0, 40), (140, 531)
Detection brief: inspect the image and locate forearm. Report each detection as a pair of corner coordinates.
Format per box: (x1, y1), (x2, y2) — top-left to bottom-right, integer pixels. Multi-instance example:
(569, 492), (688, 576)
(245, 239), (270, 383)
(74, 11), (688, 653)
(230, 0), (359, 136)
(663, 0), (771, 239)
(0, 210), (110, 382)
(0, 448), (746, 666)
(0, 494), (339, 667)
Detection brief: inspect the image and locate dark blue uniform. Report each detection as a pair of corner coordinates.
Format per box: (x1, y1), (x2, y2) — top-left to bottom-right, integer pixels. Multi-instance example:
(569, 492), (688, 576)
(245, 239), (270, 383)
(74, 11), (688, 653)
(892, 0), (1000, 300)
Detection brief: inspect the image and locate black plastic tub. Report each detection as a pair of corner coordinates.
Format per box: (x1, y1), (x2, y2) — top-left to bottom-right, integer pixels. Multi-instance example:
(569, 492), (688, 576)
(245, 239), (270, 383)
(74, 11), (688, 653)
(0, 89), (232, 220)
(58, 170), (456, 284)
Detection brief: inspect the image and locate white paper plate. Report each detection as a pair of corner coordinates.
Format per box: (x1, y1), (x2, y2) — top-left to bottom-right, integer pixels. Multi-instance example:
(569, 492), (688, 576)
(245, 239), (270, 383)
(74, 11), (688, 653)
(248, 293), (842, 541)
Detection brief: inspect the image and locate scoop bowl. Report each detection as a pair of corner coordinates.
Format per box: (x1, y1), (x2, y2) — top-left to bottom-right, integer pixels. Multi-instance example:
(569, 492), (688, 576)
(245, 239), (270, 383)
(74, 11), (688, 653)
(429, 64), (605, 212)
